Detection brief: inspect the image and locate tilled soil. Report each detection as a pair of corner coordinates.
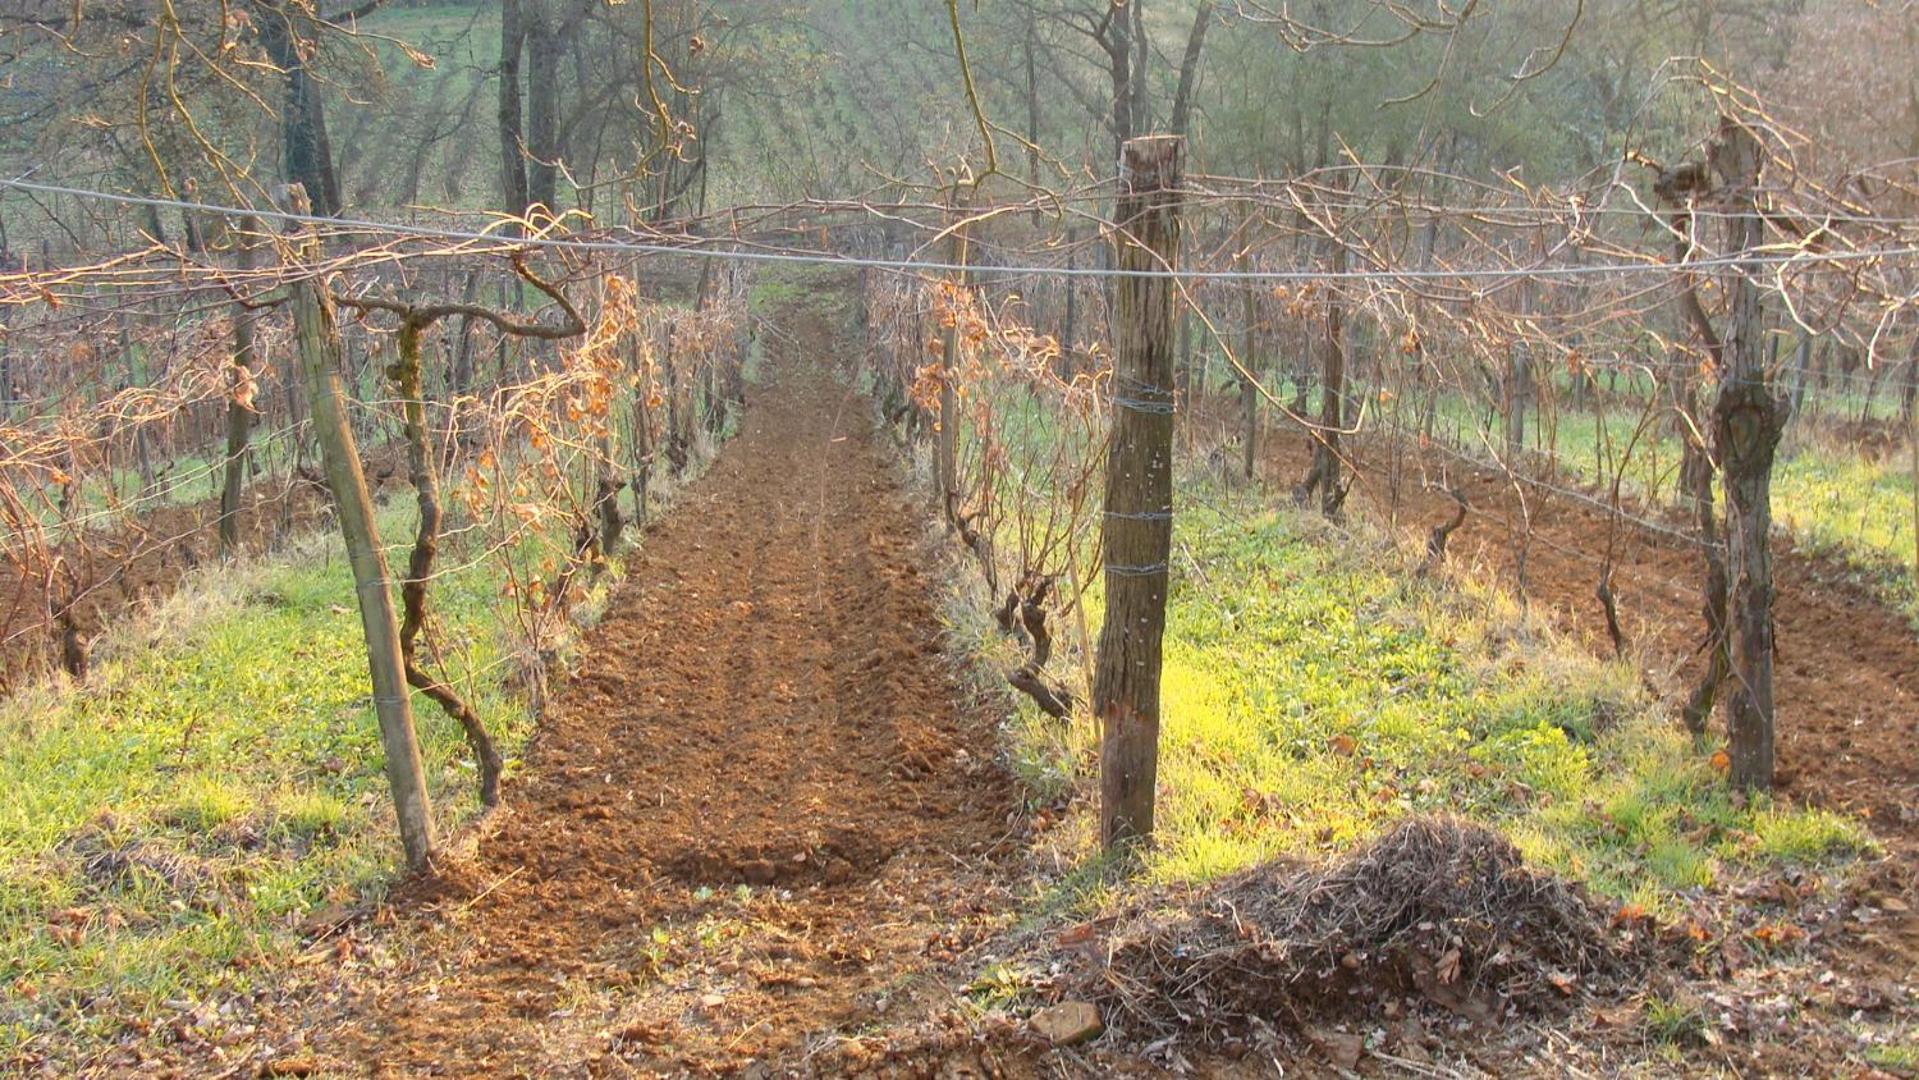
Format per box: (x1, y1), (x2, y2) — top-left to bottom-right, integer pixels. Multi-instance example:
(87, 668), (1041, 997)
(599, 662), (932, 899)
(285, 299), (1020, 1076)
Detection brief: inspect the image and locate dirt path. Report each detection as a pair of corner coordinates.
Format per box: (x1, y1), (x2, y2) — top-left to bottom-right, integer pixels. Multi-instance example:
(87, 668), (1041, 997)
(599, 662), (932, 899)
(291, 297), (1020, 1076)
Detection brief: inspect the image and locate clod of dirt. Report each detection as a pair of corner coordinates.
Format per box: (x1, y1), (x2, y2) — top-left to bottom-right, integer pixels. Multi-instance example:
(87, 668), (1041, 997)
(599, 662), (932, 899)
(1307, 1026), (1365, 1070)
(1085, 816), (1645, 1039)
(1029, 1000), (1104, 1045)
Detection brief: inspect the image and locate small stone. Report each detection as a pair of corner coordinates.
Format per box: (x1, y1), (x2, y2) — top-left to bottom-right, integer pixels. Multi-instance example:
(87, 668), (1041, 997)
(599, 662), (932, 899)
(1395, 1017), (1431, 1064)
(1308, 1027), (1364, 1071)
(1030, 1000), (1103, 1046)
(699, 993), (726, 1010)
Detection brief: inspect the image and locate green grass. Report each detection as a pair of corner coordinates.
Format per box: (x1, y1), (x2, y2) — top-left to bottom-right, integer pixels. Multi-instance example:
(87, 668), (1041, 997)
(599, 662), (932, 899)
(993, 469), (1872, 912)
(1866, 1042), (1919, 1072)
(0, 501), (568, 1061)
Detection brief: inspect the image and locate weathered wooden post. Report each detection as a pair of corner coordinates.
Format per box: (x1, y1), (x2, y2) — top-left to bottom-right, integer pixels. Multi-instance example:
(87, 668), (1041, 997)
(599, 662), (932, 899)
(1297, 238), (1349, 515)
(1095, 135), (1183, 851)
(280, 185), (437, 870)
(1710, 119), (1784, 790)
(219, 215), (260, 556)
(1237, 250), (1258, 481)
(937, 190), (970, 506)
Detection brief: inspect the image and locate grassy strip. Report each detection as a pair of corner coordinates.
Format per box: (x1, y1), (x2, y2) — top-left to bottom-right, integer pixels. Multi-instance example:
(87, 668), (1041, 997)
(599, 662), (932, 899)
(945, 386), (1872, 910)
(0, 499), (594, 1059)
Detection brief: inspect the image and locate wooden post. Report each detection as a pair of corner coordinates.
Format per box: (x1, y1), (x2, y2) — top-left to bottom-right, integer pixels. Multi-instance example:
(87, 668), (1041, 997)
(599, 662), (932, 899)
(1237, 251), (1258, 481)
(1709, 120), (1785, 791)
(1062, 231), (1079, 379)
(937, 191), (969, 505)
(1314, 240), (1348, 514)
(1910, 393), (1918, 581)
(1095, 135), (1183, 851)
(280, 185), (437, 870)
(219, 216), (261, 556)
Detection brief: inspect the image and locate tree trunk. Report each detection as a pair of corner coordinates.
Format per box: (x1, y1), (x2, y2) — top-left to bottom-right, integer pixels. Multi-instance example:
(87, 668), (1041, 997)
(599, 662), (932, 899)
(1168, 2), (1214, 138)
(1299, 240), (1348, 514)
(259, 9), (340, 216)
(220, 217), (260, 556)
(524, 3), (561, 212)
(1128, 0), (1149, 132)
(498, 0), (530, 226)
(1899, 337), (1919, 428)
(1024, 7), (1041, 213)
(1095, 135), (1182, 852)
(283, 188), (436, 870)
(1790, 332), (1813, 419)
(1710, 121), (1783, 791)
(1677, 374), (1730, 735)
(1103, 4), (1133, 163)
(1062, 237), (1079, 373)
(1664, 175), (1732, 737)
(1506, 343), (1531, 458)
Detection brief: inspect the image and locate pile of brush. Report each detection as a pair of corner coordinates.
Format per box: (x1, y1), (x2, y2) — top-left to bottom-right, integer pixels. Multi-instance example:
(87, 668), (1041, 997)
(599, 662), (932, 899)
(1087, 816), (1646, 1037)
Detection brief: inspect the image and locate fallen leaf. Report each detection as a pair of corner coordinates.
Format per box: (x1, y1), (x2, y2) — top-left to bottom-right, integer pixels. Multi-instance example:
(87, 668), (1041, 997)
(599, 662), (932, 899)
(1611, 903), (1649, 927)
(1056, 923), (1097, 946)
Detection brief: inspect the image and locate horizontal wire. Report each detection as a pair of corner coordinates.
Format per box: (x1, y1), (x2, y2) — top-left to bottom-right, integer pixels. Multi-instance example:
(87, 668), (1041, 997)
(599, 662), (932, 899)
(8, 177), (1919, 285)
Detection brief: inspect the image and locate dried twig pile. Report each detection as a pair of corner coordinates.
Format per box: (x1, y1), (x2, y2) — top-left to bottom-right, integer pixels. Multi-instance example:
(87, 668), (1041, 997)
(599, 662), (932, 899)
(1090, 817), (1645, 1037)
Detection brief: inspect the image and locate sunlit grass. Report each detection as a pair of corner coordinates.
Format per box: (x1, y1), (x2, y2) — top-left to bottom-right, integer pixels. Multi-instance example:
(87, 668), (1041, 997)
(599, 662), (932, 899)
(0, 503), (548, 1061)
(995, 470), (1874, 913)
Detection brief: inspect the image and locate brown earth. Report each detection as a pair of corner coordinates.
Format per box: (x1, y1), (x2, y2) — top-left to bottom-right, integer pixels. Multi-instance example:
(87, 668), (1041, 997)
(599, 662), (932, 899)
(252, 297), (1024, 1076)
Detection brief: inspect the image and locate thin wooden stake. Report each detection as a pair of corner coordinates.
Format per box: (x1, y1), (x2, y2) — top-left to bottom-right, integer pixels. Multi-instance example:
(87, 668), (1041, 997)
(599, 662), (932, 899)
(280, 185), (436, 870)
